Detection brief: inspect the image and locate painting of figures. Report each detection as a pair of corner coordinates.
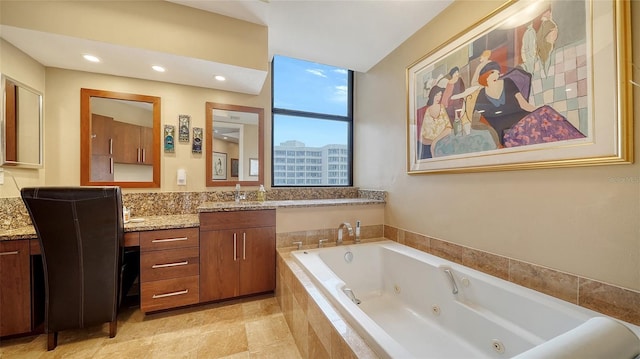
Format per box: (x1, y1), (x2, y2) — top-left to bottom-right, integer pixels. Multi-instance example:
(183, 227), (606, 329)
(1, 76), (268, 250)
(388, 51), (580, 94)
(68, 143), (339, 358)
(407, 0), (632, 174)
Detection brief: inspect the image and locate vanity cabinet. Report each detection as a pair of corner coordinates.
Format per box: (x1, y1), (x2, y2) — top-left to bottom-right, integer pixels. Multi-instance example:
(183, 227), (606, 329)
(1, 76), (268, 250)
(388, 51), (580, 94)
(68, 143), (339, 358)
(199, 210), (276, 302)
(139, 228), (200, 312)
(0, 240), (31, 336)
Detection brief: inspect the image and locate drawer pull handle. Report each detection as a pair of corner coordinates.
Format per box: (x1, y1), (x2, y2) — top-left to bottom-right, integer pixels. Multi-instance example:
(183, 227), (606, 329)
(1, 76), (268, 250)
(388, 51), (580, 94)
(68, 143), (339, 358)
(152, 237), (188, 243)
(233, 233), (237, 261)
(0, 250), (19, 256)
(152, 261), (188, 269)
(243, 232), (246, 260)
(152, 289), (188, 299)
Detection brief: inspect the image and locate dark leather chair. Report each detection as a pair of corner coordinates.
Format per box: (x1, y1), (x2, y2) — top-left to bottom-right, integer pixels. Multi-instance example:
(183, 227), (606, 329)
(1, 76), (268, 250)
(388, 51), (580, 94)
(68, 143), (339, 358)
(21, 186), (124, 350)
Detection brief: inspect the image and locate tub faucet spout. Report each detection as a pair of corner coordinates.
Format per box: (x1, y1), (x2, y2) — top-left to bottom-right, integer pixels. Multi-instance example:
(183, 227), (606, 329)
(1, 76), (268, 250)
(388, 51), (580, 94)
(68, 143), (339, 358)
(444, 269), (459, 295)
(337, 222), (354, 245)
(343, 287), (361, 305)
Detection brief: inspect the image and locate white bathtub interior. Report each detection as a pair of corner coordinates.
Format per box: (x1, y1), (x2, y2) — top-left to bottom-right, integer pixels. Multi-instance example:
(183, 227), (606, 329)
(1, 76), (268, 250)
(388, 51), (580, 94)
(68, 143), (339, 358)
(291, 240), (640, 359)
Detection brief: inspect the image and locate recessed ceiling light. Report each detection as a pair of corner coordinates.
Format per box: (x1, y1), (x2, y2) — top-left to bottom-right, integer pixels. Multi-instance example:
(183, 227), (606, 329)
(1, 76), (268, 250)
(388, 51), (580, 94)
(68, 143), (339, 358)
(152, 65), (166, 72)
(83, 54), (100, 63)
(214, 75), (226, 81)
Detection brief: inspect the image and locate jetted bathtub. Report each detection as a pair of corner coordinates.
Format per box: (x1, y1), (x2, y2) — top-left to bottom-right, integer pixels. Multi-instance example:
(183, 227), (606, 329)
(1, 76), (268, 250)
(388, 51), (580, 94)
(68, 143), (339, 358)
(291, 240), (640, 358)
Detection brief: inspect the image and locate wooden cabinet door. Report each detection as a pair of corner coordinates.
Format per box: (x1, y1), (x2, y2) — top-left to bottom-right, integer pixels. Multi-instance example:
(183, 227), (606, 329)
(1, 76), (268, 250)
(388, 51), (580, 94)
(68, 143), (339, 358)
(0, 240), (31, 336)
(91, 114), (113, 156)
(239, 226), (276, 296)
(140, 126), (154, 165)
(199, 230), (239, 302)
(112, 121), (141, 164)
(90, 114), (114, 181)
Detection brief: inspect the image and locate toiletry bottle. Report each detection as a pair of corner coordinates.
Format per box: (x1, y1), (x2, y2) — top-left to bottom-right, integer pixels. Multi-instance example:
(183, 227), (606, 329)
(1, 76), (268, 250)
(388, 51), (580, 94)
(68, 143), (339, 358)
(257, 185), (266, 202)
(355, 220), (361, 243)
(123, 206), (131, 223)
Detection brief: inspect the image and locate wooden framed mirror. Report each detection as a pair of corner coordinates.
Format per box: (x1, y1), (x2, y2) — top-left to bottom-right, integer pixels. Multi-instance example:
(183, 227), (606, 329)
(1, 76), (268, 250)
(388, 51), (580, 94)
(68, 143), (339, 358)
(1, 75), (43, 168)
(80, 88), (161, 188)
(206, 102), (263, 187)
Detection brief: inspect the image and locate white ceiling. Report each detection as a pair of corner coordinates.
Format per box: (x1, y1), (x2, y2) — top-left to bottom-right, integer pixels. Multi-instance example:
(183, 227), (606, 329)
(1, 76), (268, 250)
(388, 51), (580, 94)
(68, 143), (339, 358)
(168, 0), (453, 73)
(1, 0), (453, 93)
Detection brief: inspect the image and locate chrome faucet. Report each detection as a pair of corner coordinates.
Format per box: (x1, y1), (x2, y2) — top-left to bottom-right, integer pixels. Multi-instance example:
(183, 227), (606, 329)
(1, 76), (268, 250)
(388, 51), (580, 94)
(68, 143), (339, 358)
(337, 222), (354, 245)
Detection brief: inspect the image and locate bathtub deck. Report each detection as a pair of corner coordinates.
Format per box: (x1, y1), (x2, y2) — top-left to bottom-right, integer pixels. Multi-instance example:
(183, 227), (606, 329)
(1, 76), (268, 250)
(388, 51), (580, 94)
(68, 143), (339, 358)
(360, 292), (491, 358)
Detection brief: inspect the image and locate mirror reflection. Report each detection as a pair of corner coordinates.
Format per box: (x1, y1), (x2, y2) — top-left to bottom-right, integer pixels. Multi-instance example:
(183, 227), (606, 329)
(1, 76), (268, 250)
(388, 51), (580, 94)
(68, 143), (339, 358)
(206, 102), (263, 187)
(1, 75), (43, 167)
(80, 89), (161, 188)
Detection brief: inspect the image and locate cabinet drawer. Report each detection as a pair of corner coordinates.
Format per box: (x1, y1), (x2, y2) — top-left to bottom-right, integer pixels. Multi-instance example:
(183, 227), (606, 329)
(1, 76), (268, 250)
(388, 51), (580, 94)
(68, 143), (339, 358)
(141, 275), (199, 312)
(140, 228), (199, 251)
(199, 210), (275, 231)
(140, 247), (199, 283)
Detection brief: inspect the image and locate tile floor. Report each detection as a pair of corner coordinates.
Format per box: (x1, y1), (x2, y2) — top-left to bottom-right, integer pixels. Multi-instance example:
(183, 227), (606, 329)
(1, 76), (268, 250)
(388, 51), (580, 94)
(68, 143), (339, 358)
(0, 294), (301, 359)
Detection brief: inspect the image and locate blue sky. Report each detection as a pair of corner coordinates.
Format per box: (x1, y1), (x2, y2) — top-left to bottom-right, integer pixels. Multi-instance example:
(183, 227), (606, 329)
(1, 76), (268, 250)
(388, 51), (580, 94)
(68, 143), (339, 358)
(273, 56), (349, 147)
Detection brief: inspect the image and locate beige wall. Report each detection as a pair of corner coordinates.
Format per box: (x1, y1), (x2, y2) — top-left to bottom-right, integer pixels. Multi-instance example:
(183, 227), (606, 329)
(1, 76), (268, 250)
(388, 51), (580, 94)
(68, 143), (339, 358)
(41, 68), (270, 195)
(354, 0), (640, 292)
(0, 0), (267, 71)
(0, 0), (270, 198)
(0, 39), (47, 196)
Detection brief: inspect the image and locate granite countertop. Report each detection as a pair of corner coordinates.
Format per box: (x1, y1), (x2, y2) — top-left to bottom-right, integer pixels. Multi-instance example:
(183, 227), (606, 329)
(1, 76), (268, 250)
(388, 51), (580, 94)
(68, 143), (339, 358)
(197, 198), (385, 212)
(1, 198), (384, 241)
(0, 214), (200, 241)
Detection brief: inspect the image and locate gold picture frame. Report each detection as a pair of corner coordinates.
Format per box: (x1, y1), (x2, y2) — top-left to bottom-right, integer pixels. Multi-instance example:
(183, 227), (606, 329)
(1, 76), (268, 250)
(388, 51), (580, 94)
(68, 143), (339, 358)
(406, 0), (632, 174)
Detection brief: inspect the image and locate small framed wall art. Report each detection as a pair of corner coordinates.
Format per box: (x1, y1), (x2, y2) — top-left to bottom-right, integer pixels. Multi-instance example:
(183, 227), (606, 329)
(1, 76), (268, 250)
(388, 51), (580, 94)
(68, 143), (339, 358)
(192, 127), (203, 153)
(164, 125), (175, 153)
(179, 115), (190, 142)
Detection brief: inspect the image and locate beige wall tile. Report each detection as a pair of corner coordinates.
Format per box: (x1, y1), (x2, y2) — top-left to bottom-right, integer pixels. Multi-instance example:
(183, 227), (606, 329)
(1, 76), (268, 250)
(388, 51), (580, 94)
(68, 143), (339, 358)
(579, 279), (640, 325)
(462, 248), (509, 281)
(430, 238), (463, 264)
(509, 260), (578, 304)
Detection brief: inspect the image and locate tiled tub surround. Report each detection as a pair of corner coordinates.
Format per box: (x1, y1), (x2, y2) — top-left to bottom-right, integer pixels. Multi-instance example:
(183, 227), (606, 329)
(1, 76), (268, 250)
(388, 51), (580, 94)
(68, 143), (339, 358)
(288, 241), (640, 358)
(277, 243), (381, 359)
(277, 235), (640, 358)
(384, 225), (640, 327)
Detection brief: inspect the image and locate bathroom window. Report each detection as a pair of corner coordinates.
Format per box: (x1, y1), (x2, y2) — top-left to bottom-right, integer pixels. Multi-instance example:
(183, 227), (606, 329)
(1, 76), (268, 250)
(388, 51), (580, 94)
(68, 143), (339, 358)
(272, 55), (353, 187)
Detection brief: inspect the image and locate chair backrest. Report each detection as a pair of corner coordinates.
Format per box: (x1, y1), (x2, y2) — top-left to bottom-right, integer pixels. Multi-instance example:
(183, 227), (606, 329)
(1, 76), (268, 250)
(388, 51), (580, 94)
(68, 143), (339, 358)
(21, 186), (124, 332)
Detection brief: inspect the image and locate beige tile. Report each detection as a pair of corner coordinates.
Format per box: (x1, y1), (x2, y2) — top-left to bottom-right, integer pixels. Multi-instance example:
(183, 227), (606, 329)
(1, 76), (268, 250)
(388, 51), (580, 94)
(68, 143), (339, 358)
(330, 331), (357, 359)
(361, 224), (383, 239)
(578, 279), (640, 325)
(242, 296), (281, 322)
(509, 260), (578, 304)
(290, 296), (308, 358)
(307, 298), (332, 351)
(461, 248), (509, 280)
(404, 230), (430, 253)
(3, 292), (298, 359)
(92, 337), (155, 358)
(307, 323), (329, 359)
(383, 225), (398, 242)
(245, 314), (293, 350)
(249, 340), (301, 359)
(292, 276), (308, 315)
(200, 324), (248, 357)
(430, 238), (463, 263)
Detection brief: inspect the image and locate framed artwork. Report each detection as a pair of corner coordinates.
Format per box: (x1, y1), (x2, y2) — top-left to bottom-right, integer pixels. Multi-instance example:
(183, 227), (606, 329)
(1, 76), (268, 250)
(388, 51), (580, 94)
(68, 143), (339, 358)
(179, 115), (190, 142)
(164, 125), (175, 153)
(407, 0), (633, 174)
(192, 127), (203, 153)
(231, 158), (239, 177)
(249, 158), (259, 176)
(213, 152), (227, 180)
